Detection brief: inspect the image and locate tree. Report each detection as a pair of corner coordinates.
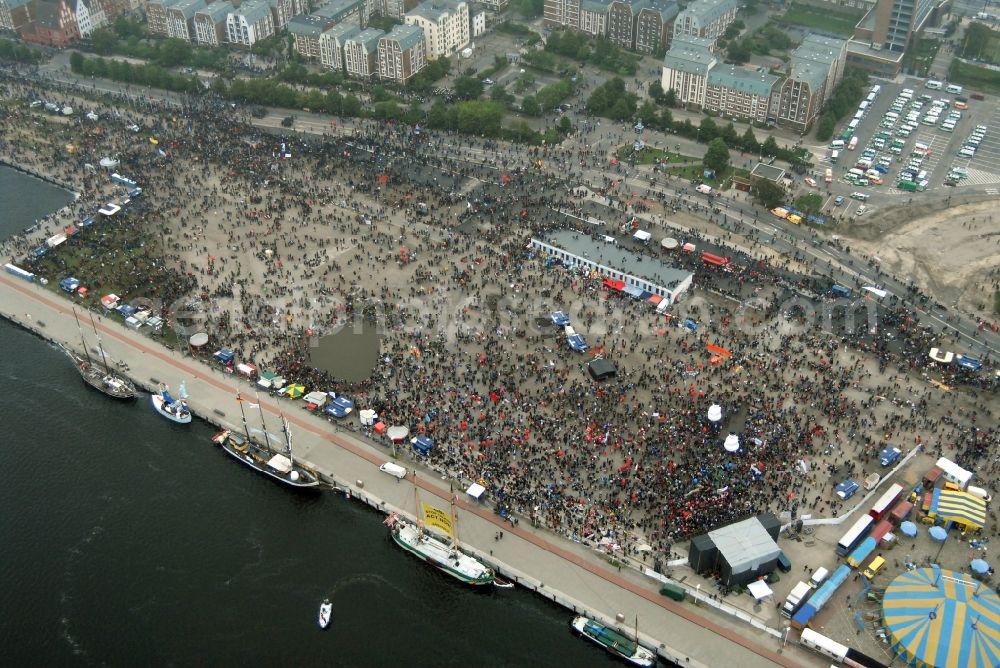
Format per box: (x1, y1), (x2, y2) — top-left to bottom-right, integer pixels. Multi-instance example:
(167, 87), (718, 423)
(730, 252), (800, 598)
(69, 50), (84, 73)
(753, 179), (786, 209)
(648, 80), (665, 104)
(726, 39), (752, 64)
(557, 115), (573, 135)
(521, 94), (540, 116)
(90, 28), (117, 55)
(698, 117), (718, 143)
(815, 113), (836, 142)
(762, 136), (780, 158)
(490, 84), (514, 107)
(453, 76), (483, 100)
(703, 138), (731, 174)
(741, 126), (759, 152)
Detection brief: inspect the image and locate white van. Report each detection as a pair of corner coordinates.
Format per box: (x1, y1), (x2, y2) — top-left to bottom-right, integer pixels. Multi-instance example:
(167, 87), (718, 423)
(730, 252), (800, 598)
(926, 80), (943, 90)
(946, 84), (963, 95)
(848, 119), (860, 130)
(809, 567), (830, 588)
(967, 485), (992, 502)
(379, 462), (408, 479)
(830, 140), (845, 149)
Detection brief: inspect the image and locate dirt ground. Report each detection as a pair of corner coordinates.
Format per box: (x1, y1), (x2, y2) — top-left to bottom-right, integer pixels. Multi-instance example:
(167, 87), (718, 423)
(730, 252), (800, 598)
(845, 199), (1000, 320)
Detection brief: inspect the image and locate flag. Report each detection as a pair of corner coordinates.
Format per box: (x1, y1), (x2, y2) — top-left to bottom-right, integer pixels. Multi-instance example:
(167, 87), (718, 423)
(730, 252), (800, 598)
(422, 503), (453, 538)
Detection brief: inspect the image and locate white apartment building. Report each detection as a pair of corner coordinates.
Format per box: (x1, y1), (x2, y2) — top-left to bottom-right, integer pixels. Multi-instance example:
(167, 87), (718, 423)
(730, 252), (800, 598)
(404, 0), (468, 59)
(226, 0), (274, 46)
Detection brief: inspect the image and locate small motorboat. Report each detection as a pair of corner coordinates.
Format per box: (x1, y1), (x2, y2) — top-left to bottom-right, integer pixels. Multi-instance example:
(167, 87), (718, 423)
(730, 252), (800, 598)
(493, 575), (515, 589)
(151, 385), (192, 424)
(318, 599), (332, 629)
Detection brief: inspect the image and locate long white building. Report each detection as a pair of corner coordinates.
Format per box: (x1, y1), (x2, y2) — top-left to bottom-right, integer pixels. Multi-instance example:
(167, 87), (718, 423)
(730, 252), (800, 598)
(404, 0), (468, 59)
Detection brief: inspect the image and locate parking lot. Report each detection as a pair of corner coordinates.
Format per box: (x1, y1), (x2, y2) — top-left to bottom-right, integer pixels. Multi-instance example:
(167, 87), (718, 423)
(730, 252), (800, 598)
(822, 77), (1000, 204)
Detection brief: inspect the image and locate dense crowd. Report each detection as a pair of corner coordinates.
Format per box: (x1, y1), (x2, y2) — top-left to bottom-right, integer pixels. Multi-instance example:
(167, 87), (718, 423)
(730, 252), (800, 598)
(1, 72), (997, 564)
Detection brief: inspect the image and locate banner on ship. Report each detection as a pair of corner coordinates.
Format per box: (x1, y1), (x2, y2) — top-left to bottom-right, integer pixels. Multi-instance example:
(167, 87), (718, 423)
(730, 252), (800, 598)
(422, 503), (454, 537)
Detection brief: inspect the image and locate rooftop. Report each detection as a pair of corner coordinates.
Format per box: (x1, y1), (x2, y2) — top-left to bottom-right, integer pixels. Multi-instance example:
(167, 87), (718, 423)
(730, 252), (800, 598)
(382, 23), (424, 51)
(321, 20), (361, 41)
(407, 0), (465, 22)
(168, 0), (207, 19)
(234, 0), (272, 21)
(708, 516), (781, 570)
(750, 162), (785, 182)
(288, 13), (333, 37)
(536, 230), (694, 291)
(663, 35), (716, 76)
(677, 0), (737, 23)
(197, 0), (233, 21)
(347, 26), (384, 51)
(708, 64), (778, 98)
(315, 0), (364, 20)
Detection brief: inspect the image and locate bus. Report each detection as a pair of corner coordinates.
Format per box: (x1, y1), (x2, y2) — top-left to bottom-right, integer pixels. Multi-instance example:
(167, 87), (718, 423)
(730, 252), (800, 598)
(830, 150), (839, 164)
(848, 136), (858, 151)
(836, 515), (875, 556)
(869, 483), (904, 522)
(825, 168), (833, 184)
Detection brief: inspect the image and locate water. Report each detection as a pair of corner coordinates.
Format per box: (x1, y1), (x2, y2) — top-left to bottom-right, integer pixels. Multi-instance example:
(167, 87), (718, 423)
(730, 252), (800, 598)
(308, 321), (381, 384)
(0, 166), (618, 666)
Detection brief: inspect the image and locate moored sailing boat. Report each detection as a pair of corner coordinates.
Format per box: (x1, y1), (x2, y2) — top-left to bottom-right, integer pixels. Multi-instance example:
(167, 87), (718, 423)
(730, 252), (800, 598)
(65, 309), (136, 400)
(211, 393), (319, 489)
(384, 488), (494, 586)
(570, 616), (656, 667)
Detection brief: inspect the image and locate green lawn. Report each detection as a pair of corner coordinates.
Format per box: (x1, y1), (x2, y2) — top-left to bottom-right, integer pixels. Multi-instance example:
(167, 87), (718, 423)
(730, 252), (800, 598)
(664, 164), (749, 190)
(948, 59), (1000, 95)
(781, 2), (864, 37)
(995, 290), (1000, 314)
(615, 145), (697, 165)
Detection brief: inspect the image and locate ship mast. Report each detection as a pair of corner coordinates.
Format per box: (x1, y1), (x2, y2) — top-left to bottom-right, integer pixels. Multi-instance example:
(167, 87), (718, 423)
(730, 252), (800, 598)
(73, 308), (92, 364)
(450, 494), (460, 550)
(280, 414), (294, 467)
(88, 312), (112, 372)
(255, 394), (273, 453)
(236, 392), (253, 442)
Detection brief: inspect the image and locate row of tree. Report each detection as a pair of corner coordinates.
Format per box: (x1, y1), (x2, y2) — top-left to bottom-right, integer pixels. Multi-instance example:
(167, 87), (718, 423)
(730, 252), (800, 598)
(814, 67), (870, 141)
(543, 31), (640, 76)
(0, 38), (43, 64)
(69, 52), (562, 145)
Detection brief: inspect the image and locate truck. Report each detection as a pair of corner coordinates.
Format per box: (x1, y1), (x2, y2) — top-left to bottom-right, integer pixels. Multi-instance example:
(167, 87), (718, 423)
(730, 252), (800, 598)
(659, 582), (686, 602)
(880, 447), (902, 467)
(848, 136), (858, 151)
(831, 285), (851, 298)
(781, 581), (813, 618)
(695, 184), (713, 195)
(863, 472), (881, 491)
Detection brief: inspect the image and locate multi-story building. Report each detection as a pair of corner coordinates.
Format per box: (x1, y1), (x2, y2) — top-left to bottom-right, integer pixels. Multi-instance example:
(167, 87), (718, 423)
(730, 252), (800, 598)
(20, 0), (79, 47)
(165, 0), (205, 40)
(73, 0), (105, 37)
(660, 34), (716, 108)
(607, 0), (637, 48)
(377, 23), (425, 83)
(193, 0), (231, 45)
(319, 20), (360, 71)
(288, 13), (336, 58)
(404, 0), (468, 60)
(868, 0), (939, 53)
(343, 26), (383, 77)
(315, 0), (368, 27)
(807, 0), (875, 9)
(543, 0), (579, 29)
(705, 65), (778, 123)
(476, 0), (505, 9)
(369, 0), (420, 19)
(145, 0), (179, 36)
(635, 1), (677, 53)
(266, 0), (302, 30)
(227, 0), (275, 46)
(578, 0), (608, 36)
(774, 33), (846, 132)
(672, 0), (737, 44)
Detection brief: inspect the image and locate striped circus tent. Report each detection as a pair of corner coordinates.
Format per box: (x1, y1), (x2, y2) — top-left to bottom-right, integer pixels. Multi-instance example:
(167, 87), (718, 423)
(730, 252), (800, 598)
(882, 566), (1000, 668)
(931, 488), (987, 530)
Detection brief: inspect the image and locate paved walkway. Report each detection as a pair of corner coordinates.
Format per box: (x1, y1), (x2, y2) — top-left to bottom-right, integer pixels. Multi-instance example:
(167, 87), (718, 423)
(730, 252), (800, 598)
(0, 272), (821, 667)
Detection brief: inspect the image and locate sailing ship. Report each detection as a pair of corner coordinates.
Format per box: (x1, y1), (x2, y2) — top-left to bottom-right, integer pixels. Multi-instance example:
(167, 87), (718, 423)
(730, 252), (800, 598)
(384, 488), (494, 586)
(65, 309), (136, 400)
(210, 393), (319, 489)
(570, 616), (656, 667)
(151, 384), (192, 424)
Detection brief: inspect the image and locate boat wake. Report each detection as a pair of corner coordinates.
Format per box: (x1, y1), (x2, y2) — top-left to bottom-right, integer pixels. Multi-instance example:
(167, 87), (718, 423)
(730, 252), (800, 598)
(59, 523), (106, 657)
(224, 534), (265, 587)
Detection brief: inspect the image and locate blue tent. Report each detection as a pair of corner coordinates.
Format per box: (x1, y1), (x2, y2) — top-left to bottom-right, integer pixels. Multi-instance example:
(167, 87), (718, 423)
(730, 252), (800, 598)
(117, 304), (137, 318)
(30, 245), (48, 258)
(59, 277), (80, 292)
(550, 311), (570, 327)
(684, 319), (698, 332)
(324, 396), (355, 418)
(566, 334), (588, 352)
(79, 217), (95, 227)
(214, 349), (235, 364)
(412, 435), (433, 455)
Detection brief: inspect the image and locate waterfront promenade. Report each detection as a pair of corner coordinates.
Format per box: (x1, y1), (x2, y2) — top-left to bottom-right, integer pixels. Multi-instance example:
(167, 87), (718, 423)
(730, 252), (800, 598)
(0, 272), (818, 667)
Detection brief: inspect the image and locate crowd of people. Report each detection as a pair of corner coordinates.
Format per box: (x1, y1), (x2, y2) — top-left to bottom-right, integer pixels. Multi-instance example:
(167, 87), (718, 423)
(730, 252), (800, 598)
(1, 71), (996, 566)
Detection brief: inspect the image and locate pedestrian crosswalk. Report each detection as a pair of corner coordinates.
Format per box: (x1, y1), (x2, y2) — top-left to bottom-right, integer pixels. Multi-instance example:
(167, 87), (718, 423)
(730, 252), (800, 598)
(986, 187), (999, 195)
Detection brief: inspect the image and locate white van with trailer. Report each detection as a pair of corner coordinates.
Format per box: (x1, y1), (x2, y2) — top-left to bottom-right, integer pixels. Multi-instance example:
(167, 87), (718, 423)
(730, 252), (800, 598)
(926, 80), (943, 90)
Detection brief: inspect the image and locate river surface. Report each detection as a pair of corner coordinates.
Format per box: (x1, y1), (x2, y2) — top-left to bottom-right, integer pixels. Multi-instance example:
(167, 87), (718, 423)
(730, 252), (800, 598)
(0, 166), (628, 666)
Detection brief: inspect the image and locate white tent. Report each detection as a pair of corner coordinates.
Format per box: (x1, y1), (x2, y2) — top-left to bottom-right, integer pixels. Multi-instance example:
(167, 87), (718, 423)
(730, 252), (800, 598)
(707, 404), (723, 422)
(863, 286), (888, 298)
(746, 579), (773, 602)
(724, 434), (740, 452)
(661, 237), (678, 250)
(929, 348), (954, 363)
(633, 230), (652, 242)
(359, 409), (377, 426)
(466, 482), (486, 500)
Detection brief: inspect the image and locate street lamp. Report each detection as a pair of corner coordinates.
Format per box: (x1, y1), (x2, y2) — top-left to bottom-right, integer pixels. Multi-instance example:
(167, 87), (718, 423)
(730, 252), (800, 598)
(781, 626), (790, 650)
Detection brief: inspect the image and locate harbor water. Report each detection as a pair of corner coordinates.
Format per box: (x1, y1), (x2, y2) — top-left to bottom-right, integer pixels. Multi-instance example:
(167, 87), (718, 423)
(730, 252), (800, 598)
(0, 166), (625, 666)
